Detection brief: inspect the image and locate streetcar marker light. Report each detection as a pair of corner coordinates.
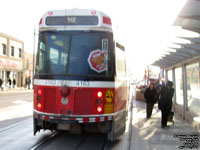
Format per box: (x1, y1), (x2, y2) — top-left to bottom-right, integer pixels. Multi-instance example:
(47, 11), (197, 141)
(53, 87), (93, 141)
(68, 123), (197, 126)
(97, 106), (102, 113)
(103, 16), (112, 25)
(48, 11), (53, 16)
(91, 10), (96, 15)
(39, 18), (42, 25)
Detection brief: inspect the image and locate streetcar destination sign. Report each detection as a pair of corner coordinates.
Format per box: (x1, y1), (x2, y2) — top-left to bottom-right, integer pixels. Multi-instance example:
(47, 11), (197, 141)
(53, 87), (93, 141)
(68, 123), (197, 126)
(46, 16), (98, 26)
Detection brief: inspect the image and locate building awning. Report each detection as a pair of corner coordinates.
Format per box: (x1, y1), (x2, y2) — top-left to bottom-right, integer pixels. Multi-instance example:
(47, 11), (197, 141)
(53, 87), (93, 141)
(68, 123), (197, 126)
(174, 0), (200, 33)
(152, 38), (200, 69)
(152, 0), (200, 69)
(178, 36), (200, 44)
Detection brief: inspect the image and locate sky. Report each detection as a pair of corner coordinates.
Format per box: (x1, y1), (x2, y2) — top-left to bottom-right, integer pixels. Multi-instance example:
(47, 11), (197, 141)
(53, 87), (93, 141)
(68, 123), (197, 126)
(0, 0), (195, 78)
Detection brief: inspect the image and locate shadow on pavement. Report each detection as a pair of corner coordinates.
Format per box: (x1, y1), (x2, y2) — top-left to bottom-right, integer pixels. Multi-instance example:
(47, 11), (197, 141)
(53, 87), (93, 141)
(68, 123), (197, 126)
(130, 100), (199, 150)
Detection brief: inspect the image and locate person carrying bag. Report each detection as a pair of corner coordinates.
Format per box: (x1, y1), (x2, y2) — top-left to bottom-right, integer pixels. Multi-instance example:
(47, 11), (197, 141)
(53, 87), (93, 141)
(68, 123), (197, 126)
(158, 81), (174, 128)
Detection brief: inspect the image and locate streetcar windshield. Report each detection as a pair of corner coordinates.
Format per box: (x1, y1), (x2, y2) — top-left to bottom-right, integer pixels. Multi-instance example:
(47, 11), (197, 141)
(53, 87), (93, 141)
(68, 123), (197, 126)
(36, 31), (113, 76)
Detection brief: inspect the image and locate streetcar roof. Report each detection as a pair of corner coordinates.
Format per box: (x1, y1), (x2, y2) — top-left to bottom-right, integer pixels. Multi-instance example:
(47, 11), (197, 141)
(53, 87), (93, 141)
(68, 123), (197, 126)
(39, 9), (113, 32)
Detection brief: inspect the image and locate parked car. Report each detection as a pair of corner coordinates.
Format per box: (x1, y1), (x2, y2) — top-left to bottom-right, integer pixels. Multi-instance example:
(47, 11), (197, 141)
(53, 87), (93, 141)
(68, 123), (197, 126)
(134, 82), (147, 102)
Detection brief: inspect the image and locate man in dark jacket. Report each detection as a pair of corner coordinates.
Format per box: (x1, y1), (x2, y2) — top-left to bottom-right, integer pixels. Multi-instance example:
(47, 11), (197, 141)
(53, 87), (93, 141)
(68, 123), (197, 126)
(27, 77), (31, 89)
(144, 83), (157, 119)
(0, 78), (3, 91)
(159, 81), (174, 128)
(8, 78), (12, 88)
(13, 78), (16, 88)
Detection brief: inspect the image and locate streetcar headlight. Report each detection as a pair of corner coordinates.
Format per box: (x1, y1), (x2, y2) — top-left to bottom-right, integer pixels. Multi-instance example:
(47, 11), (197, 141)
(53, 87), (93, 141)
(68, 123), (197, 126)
(60, 85), (70, 97)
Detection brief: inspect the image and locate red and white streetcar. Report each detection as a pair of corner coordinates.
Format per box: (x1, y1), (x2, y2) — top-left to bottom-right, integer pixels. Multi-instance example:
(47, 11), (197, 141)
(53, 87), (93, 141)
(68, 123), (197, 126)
(33, 9), (129, 141)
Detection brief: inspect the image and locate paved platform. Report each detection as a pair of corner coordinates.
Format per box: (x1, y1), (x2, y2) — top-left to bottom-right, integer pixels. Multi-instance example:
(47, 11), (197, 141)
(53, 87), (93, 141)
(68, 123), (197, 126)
(130, 100), (200, 150)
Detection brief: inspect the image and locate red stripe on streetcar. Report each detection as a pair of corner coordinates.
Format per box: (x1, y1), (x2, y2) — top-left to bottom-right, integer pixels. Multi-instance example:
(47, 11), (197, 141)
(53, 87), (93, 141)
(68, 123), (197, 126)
(105, 116), (108, 121)
(44, 116), (50, 121)
(96, 117), (100, 122)
(103, 16), (112, 25)
(83, 118), (89, 123)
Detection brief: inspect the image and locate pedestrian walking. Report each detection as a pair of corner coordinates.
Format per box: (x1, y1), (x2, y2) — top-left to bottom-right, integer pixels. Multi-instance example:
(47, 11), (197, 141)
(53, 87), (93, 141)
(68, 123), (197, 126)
(25, 77), (28, 89)
(27, 76), (31, 89)
(144, 82), (157, 119)
(0, 78), (3, 91)
(13, 78), (16, 88)
(158, 81), (174, 128)
(8, 78), (12, 88)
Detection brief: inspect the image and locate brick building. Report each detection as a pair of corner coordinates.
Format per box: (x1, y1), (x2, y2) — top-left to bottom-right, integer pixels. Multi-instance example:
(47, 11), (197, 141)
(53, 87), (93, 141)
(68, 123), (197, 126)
(0, 32), (33, 89)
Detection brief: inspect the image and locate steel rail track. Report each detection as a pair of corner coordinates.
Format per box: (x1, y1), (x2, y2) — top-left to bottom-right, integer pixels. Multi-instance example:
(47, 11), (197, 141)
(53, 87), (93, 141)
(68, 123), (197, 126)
(0, 118), (32, 132)
(30, 131), (61, 150)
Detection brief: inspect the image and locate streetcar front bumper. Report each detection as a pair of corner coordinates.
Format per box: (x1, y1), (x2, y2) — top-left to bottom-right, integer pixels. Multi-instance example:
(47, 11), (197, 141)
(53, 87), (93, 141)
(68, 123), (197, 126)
(33, 109), (114, 124)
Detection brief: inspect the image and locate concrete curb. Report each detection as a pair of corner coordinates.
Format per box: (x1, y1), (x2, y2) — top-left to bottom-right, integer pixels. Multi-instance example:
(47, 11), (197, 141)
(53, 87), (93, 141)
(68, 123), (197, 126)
(120, 87), (134, 150)
(104, 87), (134, 150)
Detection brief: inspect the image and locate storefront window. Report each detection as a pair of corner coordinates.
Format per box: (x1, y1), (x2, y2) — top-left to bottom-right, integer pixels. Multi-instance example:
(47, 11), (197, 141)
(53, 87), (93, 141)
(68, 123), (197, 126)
(167, 70), (172, 82)
(175, 67), (183, 105)
(186, 62), (200, 115)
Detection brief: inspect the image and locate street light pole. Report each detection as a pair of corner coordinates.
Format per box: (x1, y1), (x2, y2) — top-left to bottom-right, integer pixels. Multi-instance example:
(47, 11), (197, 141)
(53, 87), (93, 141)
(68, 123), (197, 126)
(32, 29), (36, 88)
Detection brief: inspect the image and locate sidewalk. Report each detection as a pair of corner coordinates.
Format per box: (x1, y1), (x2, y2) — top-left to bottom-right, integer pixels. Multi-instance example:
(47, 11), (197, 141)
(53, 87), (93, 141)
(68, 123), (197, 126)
(0, 87), (33, 95)
(130, 100), (200, 150)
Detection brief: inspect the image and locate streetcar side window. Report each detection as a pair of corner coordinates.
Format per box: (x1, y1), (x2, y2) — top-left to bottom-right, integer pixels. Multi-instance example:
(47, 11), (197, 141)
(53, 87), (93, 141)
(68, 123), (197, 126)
(115, 45), (126, 76)
(36, 41), (46, 73)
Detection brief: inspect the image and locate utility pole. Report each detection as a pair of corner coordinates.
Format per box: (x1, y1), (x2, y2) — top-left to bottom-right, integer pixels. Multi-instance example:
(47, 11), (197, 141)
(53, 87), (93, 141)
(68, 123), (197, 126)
(32, 29), (36, 88)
